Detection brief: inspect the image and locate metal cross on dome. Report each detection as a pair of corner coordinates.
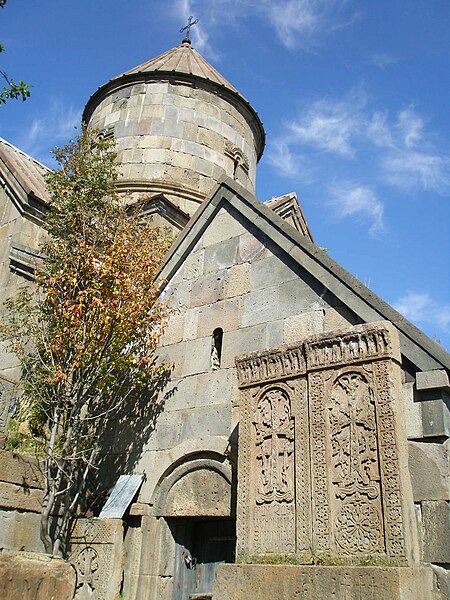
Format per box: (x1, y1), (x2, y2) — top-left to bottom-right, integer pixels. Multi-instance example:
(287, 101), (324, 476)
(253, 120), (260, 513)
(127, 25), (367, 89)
(180, 15), (199, 42)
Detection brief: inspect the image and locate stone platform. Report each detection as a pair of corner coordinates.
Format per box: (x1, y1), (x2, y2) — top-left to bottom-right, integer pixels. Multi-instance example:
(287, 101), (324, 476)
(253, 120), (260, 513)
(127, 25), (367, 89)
(212, 564), (441, 600)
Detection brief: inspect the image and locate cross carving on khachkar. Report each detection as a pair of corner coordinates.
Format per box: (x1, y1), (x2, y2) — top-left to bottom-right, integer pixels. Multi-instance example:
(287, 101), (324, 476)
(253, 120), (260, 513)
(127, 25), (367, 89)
(180, 15), (199, 42)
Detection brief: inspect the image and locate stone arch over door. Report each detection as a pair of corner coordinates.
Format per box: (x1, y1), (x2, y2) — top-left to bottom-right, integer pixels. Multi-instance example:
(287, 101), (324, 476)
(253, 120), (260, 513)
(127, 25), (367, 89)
(151, 453), (233, 518)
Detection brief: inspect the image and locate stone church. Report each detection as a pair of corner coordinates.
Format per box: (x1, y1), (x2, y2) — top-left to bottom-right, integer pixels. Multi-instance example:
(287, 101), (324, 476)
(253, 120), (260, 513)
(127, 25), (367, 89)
(0, 34), (449, 600)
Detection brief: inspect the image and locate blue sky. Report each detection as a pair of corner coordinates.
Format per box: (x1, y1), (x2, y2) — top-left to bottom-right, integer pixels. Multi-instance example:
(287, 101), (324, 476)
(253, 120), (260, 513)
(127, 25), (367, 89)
(1, 0), (449, 349)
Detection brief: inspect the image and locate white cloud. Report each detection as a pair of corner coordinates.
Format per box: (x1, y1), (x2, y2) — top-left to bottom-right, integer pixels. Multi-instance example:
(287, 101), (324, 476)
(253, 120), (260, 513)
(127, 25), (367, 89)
(263, 0), (358, 50)
(383, 151), (450, 194)
(174, 0), (358, 52)
(370, 53), (398, 70)
(395, 291), (450, 334)
(396, 108), (424, 148)
(265, 140), (303, 177)
(328, 182), (384, 236)
(19, 99), (81, 166)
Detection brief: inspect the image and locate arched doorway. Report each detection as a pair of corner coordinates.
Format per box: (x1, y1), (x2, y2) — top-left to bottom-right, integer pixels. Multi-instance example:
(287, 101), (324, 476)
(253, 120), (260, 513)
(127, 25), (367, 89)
(151, 455), (236, 600)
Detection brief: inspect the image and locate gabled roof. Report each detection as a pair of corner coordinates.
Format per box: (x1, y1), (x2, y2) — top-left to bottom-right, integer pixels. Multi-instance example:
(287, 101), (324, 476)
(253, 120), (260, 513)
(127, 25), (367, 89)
(0, 138), (49, 224)
(159, 177), (450, 373)
(265, 192), (314, 242)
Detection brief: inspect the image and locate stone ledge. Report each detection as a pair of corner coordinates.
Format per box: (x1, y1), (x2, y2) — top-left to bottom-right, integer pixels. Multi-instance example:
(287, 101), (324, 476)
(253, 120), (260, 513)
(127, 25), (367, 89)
(212, 564), (435, 600)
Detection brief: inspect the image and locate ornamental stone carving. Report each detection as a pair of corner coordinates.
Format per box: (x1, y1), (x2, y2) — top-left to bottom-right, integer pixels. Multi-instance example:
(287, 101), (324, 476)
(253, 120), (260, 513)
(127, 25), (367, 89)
(235, 321), (418, 564)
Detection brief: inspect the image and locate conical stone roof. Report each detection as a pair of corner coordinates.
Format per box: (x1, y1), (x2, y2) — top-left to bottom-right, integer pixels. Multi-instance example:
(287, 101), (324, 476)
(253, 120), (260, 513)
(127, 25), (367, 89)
(82, 41), (265, 160)
(114, 40), (239, 94)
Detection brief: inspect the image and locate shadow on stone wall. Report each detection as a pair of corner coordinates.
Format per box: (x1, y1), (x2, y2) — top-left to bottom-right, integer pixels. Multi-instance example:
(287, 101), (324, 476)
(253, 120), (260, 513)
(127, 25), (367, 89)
(82, 363), (176, 516)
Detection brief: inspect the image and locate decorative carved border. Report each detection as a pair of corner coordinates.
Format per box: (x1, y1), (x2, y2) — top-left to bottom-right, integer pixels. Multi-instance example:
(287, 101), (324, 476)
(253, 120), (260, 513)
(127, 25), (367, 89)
(236, 344), (305, 387)
(373, 360), (407, 559)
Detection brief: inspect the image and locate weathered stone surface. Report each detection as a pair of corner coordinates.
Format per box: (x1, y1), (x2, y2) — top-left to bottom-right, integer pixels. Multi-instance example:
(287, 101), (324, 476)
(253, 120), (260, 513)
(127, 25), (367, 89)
(0, 451), (43, 488)
(190, 271), (226, 307)
(69, 518), (123, 600)
(422, 501), (450, 563)
(195, 298), (241, 339)
(0, 510), (43, 552)
(164, 468), (231, 516)
(0, 481), (42, 512)
(183, 337), (212, 376)
(408, 442), (449, 501)
(0, 551), (76, 600)
(403, 382), (423, 439)
(235, 322), (418, 565)
(204, 237), (239, 273)
(421, 398), (449, 438)
(225, 262), (250, 298)
(416, 370), (450, 391)
(212, 564), (435, 600)
(283, 310), (324, 344)
(179, 403), (230, 442)
(241, 286), (279, 327)
(250, 255), (297, 290)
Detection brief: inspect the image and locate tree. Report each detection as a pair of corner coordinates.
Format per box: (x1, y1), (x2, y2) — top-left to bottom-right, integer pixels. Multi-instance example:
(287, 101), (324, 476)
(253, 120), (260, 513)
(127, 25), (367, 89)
(0, 0), (31, 105)
(0, 128), (172, 556)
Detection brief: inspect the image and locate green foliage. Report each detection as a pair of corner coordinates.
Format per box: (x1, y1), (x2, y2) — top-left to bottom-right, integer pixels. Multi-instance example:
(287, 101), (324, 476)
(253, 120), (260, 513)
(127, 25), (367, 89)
(0, 127), (172, 556)
(0, 1), (31, 105)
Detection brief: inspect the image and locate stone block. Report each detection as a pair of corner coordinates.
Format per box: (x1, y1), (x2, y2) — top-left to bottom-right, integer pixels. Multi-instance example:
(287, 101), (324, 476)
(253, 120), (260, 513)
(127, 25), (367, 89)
(160, 312), (185, 347)
(203, 209), (246, 247)
(403, 382), (423, 439)
(164, 468), (231, 517)
(250, 255), (297, 290)
(283, 310), (325, 344)
(142, 411), (183, 452)
(408, 441), (449, 502)
(241, 286), (279, 327)
(323, 305), (356, 331)
(225, 262), (250, 298)
(196, 298), (241, 338)
(165, 370), (235, 413)
(278, 278), (328, 319)
(156, 342), (185, 378)
(163, 279), (191, 310)
(0, 481), (42, 512)
(183, 337), (211, 376)
(213, 565), (435, 600)
(0, 510), (43, 552)
(265, 320), (284, 348)
(238, 232), (269, 263)
(180, 403), (230, 442)
(0, 451), (42, 488)
(182, 249), (205, 280)
(204, 237), (240, 273)
(0, 551), (76, 600)
(190, 271), (226, 307)
(183, 307), (200, 340)
(422, 500), (450, 563)
(421, 398), (449, 438)
(221, 324), (267, 369)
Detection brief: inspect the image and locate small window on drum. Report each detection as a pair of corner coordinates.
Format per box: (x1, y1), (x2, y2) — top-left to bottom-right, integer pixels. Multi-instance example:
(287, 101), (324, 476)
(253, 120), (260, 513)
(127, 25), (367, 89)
(211, 328), (223, 370)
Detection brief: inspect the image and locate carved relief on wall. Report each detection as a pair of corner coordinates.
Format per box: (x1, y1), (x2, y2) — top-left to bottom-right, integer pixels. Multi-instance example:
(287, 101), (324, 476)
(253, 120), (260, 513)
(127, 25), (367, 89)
(254, 387), (294, 504)
(328, 370), (384, 555)
(236, 322), (413, 563)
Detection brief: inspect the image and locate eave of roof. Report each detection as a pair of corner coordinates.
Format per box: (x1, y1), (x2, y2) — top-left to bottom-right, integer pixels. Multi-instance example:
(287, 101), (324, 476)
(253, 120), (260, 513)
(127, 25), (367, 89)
(158, 177), (450, 373)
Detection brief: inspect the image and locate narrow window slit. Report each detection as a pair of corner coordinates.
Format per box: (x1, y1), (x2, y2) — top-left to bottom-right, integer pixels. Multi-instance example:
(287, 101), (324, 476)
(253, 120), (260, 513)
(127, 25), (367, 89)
(211, 328), (223, 370)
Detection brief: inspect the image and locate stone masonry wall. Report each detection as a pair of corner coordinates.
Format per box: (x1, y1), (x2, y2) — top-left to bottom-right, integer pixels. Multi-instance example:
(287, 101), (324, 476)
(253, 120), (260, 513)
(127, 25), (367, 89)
(128, 206), (359, 507)
(88, 82), (258, 214)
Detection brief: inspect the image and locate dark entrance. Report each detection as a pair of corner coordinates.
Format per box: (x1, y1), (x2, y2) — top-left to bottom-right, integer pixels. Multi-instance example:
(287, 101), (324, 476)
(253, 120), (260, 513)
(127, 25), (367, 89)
(169, 518), (236, 600)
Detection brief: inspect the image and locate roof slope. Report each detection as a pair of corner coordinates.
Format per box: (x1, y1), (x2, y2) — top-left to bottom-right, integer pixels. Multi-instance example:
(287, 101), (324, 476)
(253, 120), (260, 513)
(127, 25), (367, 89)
(0, 138), (50, 203)
(158, 177), (450, 373)
(114, 41), (239, 94)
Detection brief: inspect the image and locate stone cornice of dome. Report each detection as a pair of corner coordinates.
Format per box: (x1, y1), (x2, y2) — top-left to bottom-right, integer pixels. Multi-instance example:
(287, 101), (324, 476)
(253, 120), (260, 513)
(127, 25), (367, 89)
(114, 179), (206, 205)
(83, 48), (265, 161)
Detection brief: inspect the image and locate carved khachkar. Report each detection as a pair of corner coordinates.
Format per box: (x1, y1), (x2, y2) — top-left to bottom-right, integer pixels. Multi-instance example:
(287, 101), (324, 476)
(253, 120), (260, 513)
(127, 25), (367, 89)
(69, 518), (123, 600)
(236, 347), (311, 557)
(236, 321), (417, 564)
